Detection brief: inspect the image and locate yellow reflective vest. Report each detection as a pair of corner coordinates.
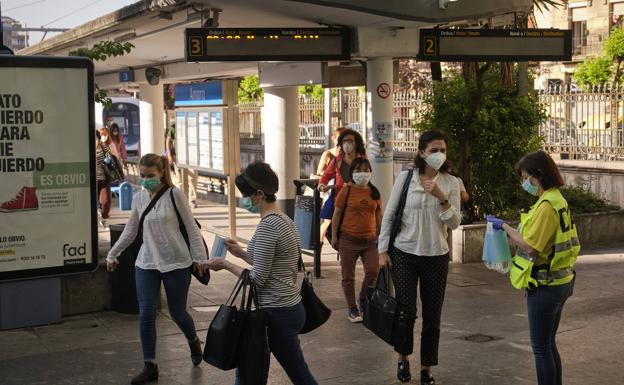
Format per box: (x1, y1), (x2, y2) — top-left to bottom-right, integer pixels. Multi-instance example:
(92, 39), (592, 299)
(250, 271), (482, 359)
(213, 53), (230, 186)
(509, 188), (580, 290)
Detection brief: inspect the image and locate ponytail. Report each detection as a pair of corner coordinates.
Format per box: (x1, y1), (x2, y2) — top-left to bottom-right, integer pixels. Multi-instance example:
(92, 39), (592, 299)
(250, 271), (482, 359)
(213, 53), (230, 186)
(368, 182), (381, 201)
(161, 156), (174, 187)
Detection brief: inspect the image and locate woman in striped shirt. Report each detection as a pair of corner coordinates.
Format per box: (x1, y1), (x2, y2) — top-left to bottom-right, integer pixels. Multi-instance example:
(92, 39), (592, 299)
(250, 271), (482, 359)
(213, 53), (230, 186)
(203, 161), (318, 385)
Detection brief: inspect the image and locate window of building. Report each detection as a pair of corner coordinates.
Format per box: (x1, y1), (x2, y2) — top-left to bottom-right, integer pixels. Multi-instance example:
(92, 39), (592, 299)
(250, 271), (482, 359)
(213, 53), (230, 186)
(612, 2), (624, 29)
(570, 7), (588, 53)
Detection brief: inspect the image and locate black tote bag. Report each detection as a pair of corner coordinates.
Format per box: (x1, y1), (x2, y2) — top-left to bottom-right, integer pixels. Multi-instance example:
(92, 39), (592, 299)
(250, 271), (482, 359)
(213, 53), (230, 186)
(237, 277), (270, 385)
(299, 256), (332, 334)
(363, 267), (410, 346)
(203, 272), (249, 370)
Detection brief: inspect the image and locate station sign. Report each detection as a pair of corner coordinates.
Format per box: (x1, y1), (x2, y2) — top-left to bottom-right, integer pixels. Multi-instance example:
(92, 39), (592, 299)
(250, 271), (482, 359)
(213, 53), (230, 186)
(0, 56), (98, 281)
(418, 28), (572, 62)
(174, 81), (223, 107)
(185, 27), (351, 62)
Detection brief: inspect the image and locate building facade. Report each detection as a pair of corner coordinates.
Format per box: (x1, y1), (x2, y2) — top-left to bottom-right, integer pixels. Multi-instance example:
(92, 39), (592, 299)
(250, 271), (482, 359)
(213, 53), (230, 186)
(534, 0), (624, 89)
(1, 17), (27, 51)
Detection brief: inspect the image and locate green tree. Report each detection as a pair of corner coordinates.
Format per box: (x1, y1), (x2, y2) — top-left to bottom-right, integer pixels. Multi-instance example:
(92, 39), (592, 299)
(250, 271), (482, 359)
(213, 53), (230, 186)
(238, 75), (264, 102)
(69, 41), (134, 108)
(419, 67), (546, 220)
(573, 56), (613, 88)
(298, 84), (324, 99)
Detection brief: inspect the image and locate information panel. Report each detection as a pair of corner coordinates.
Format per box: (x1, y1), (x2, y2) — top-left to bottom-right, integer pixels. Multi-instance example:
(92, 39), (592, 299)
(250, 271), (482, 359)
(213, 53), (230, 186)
(418, 29), (572, 62)
(0, 56), (97, 281)
(185, 28), (351, 62)
(175, 108), (224, 174)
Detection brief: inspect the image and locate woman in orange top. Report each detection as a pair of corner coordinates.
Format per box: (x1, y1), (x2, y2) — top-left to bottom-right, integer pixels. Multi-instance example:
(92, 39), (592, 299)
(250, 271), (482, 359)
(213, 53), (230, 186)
(331, 158), (382, 323)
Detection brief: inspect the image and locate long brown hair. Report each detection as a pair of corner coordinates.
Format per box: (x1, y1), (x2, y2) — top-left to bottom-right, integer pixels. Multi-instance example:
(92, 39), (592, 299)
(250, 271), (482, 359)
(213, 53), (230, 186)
(139, 153), (174, 187)
(516, 150), (565, 190)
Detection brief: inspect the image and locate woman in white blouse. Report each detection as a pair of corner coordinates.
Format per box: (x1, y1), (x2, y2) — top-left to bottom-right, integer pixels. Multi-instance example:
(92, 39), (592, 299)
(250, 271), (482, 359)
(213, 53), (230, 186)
(106, 153), (208, 385)
(378, 130), (461, 385)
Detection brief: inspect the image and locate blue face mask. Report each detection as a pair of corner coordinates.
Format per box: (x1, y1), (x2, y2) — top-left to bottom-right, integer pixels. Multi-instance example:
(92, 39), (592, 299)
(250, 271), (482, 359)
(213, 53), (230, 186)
(241, 196), (260, 213)
(522, 177), (539, 196)
(140, 177), (160, 190)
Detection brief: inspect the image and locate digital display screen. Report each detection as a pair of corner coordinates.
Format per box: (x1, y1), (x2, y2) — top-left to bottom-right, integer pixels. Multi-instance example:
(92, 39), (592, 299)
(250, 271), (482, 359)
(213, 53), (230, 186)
(419, 29), (572, 62)
(185, 28), (351, 62)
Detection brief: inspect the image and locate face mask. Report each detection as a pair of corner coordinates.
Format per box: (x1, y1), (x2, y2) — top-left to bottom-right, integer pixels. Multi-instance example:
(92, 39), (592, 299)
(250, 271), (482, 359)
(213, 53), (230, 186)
(241, 196), (260, 214)
(140, 177), (160, 190)
(352, 172), (372, 186)
(112, 131), (119, 136)
(101, 135), (108, 142)
(424, 152), (446, 171)
(522, 177), (539, 196)
(342, 142), (354, 154)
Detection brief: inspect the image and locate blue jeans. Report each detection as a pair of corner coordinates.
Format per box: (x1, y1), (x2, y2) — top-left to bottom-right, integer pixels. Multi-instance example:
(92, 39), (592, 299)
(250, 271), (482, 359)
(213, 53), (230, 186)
(527, 280), (574, 385)
(235, 301), (318, 385)
(135, 267), (198, 361)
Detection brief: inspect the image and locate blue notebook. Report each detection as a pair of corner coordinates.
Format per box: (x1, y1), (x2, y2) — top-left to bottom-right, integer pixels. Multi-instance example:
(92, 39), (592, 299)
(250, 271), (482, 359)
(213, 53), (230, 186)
(210, 236), (228, 259)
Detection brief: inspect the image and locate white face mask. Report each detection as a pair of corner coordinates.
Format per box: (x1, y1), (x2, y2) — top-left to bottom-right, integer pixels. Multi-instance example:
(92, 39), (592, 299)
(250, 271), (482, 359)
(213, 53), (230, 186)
(424, 152), (446, 171)
(342, 142), (354, 154)
(101, 135), (108, 142)
(352, 172), (372, 186)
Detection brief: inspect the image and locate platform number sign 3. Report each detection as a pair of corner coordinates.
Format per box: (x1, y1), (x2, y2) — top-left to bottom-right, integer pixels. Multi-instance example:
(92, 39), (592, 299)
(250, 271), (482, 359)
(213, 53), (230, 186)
(424, 36), (436, 56)
(189, 36), (203, 57)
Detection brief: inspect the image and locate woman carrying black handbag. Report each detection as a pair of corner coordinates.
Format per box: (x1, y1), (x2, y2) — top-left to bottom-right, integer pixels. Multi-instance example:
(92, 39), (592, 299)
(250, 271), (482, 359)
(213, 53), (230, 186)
(377, 130), (461, 385)
(201, 161), (318, 385)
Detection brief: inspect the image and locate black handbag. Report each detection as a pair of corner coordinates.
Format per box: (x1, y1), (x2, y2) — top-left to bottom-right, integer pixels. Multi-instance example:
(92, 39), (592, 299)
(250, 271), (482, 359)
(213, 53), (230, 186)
(299, 255), (332, 334)
(203, 271), (249, 370)
(327, 186), (351, 250)
(170, 189), (210, 285)
(237, 275), (270, 385)
(363, 267), (412, 346)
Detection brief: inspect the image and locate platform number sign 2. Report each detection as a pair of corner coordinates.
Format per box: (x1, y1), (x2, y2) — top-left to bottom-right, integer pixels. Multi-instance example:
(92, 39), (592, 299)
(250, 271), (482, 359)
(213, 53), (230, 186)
(188, 36), (203, 57)
(424, 36), (436, 56)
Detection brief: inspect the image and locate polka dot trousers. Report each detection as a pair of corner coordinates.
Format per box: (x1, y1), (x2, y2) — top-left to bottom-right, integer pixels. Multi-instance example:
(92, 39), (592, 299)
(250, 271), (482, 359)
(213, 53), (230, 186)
(389, 247), (449, 366)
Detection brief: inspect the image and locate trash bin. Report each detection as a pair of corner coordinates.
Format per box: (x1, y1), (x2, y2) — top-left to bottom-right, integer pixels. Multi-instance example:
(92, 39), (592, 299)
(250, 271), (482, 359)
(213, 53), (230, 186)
(294, 195), (315, 250)
(109, 224), (139, 314)
(119, 182), (133, 211)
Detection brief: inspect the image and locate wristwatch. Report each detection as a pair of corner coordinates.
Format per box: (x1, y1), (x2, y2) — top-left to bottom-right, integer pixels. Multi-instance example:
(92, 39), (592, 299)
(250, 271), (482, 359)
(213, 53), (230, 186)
(439, 198), (449, 206)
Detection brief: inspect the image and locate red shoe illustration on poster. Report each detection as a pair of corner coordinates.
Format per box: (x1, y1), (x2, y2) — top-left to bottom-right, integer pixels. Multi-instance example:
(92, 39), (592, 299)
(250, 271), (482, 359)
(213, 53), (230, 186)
(0, 186), (39, 212)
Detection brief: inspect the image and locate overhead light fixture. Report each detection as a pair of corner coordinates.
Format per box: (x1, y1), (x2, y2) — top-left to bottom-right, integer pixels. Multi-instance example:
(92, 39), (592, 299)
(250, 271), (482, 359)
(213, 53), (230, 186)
(439, 0), (461, 9)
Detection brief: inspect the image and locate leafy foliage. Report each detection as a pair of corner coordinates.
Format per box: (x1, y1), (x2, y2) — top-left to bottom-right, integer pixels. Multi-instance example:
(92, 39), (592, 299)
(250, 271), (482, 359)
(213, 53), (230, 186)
(298, 84), (324, 99)
(573, 56), (614, 88)
(69, 41), (135, 108)
(418, 67), (546, 219)
(573, 28), (624, 87)
(533, 0), (567, 12)
(561, 185), (620, 214)
(238, 75), (264, 102)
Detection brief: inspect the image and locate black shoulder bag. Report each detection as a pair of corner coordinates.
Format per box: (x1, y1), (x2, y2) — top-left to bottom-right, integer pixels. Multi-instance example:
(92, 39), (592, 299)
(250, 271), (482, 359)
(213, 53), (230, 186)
(389, 169), (414, 250)
(170, 188), (210, 285)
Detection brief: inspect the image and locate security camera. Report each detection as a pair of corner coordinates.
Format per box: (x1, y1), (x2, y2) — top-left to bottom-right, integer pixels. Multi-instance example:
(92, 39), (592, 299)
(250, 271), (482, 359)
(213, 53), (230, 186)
(145, 67), (162, 86)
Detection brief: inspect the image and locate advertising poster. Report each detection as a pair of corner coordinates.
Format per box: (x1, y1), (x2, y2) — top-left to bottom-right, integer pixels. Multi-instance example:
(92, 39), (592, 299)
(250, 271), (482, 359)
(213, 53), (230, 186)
(0, 56), (97, 281)
(372, 121), (393, 163)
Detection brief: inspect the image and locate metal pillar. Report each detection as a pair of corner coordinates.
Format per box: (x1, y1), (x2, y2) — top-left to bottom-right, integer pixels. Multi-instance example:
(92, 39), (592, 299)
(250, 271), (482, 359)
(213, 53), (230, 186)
(366, 57), (394, 207)
(263, 86), (300, 217)
(222, 79), (241, 239)
(139, 83), (166, 156)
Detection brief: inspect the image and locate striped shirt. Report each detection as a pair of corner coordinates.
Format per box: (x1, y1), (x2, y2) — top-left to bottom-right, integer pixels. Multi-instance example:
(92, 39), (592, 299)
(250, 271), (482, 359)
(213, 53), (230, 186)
(248, 213), (302, 309)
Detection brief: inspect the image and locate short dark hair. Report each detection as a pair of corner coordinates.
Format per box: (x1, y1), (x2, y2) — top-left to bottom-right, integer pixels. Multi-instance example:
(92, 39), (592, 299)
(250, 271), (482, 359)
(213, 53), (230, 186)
(337, 129), (366, 156)
(235, 161), (279, 202)
(516, 150), (565, 190)
(414, 130), (451, 174)
(348, 158), (381, 200)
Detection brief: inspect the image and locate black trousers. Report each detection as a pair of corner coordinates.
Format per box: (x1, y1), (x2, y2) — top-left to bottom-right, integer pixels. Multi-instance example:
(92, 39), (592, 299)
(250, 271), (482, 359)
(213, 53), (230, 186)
(389, 247), (449, 366)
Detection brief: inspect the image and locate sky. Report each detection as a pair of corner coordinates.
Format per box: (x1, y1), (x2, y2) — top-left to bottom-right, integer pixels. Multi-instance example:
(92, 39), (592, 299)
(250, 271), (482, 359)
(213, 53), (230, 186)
(2, 0), (137, 46)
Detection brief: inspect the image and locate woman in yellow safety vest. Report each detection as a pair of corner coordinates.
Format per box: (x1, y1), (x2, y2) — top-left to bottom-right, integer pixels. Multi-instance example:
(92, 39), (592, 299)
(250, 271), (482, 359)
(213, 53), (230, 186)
(487, 150), (579, 385)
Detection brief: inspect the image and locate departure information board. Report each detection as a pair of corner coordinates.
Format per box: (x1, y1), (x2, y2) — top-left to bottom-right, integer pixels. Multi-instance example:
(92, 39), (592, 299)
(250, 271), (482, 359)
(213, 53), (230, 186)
(185, 28), (351, 62)
(418, 29), (572, 62)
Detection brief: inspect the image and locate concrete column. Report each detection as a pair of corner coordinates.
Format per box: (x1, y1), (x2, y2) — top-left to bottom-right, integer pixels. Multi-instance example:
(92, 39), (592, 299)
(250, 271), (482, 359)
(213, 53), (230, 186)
(138, 83), (165, 156)
(262, 86), (300, 217)
(366, 57), (394, 207)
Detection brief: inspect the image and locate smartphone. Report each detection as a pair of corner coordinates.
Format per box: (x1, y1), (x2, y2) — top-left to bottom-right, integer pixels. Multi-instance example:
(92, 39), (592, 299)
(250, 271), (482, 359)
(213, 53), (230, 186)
(210, 236), (228, 259)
